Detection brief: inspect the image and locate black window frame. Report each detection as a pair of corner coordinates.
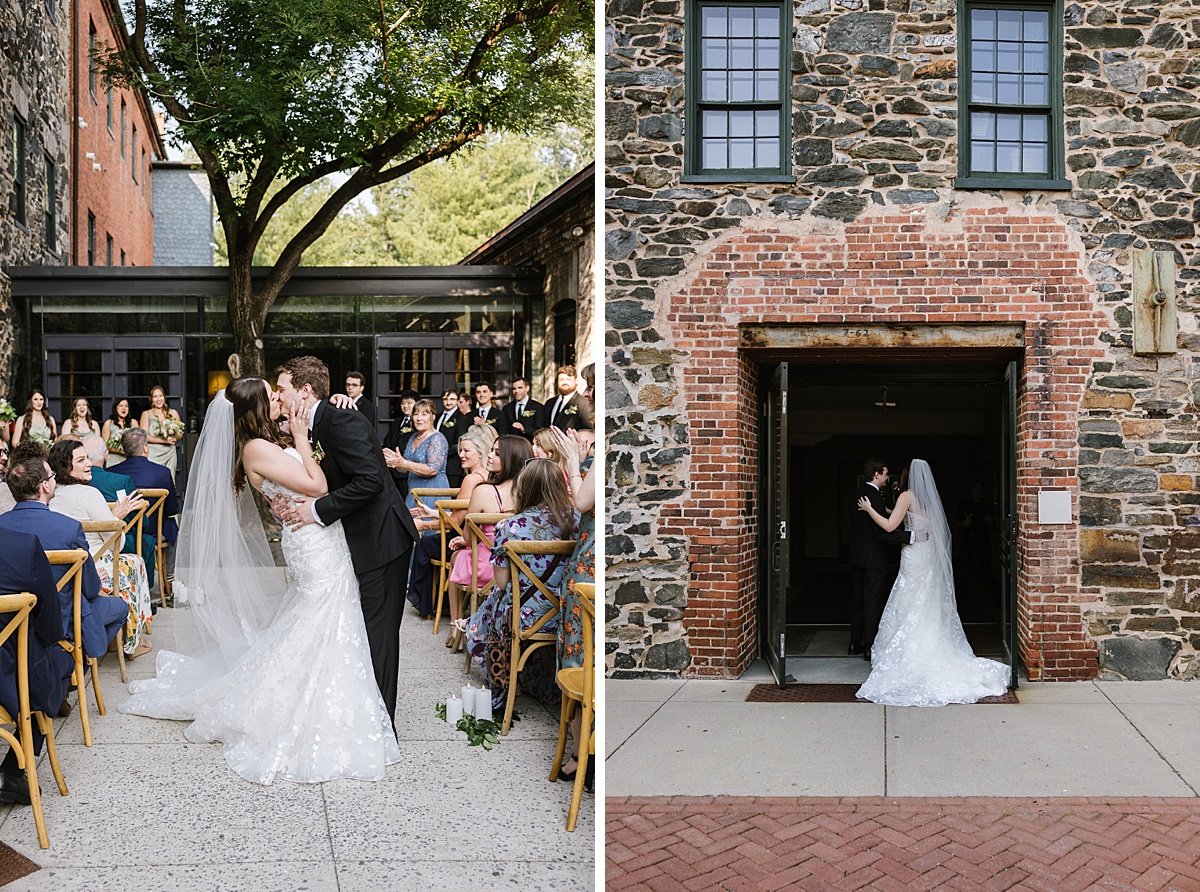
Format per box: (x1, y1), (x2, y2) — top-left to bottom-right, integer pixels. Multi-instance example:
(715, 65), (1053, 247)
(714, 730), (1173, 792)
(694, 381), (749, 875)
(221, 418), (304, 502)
(44, 152), (56, 253)
(106, 85), (113, 134)
(88, 19), (98, 101)
(106, 233), (113, 267)
(132, 125), (139, 182)
(120, 98), (126, 158)
(683, 0), (792, 184)
(956, 0), (1070, 190)
(11, 115), (26, 226)
(87, 211), (96, 265)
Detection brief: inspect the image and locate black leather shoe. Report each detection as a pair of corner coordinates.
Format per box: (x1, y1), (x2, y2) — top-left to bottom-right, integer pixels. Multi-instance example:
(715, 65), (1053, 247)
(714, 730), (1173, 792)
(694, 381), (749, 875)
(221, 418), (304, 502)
(0, 771), (31, 806)
(848, 643), (864, 656)
(57, 698), (72, 718)
(862, 652), (871, 662)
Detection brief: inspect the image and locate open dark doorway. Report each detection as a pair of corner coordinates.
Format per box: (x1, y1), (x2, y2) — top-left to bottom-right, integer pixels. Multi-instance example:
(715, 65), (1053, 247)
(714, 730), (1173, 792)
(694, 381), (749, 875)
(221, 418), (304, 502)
(759, 359), (1018, 685)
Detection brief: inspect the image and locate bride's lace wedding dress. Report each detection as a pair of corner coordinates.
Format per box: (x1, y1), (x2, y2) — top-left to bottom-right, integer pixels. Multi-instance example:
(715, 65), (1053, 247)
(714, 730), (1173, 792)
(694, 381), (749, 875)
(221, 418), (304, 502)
(857, 510), (1009, 707)
(121, 448), (401, 784)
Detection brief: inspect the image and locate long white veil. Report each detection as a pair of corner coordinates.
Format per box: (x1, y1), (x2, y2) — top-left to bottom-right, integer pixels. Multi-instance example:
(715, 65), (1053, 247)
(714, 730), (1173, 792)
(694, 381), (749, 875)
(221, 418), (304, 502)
(123, 389), (286, 715)
(907, 458), (957, 612)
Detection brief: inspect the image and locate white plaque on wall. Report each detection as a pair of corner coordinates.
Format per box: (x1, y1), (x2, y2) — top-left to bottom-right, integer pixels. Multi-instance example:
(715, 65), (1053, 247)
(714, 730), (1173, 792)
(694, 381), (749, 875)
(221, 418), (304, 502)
(1038, 490), (1072, 525)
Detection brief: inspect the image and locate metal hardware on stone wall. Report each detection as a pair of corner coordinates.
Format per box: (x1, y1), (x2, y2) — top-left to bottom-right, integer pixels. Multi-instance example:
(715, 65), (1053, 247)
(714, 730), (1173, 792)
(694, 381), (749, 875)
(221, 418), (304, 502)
(1131, 250), (1178, 356)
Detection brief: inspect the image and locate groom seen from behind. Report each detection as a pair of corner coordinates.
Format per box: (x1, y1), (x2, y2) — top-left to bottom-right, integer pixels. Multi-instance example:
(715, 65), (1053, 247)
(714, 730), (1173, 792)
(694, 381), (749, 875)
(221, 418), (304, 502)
(271, 357), (417, 726)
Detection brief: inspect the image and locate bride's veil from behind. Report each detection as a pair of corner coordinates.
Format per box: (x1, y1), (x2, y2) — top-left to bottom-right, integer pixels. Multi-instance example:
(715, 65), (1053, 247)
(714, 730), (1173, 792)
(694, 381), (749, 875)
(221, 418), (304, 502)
(123, 389), (285, 715)
(907, 458), (957, 611)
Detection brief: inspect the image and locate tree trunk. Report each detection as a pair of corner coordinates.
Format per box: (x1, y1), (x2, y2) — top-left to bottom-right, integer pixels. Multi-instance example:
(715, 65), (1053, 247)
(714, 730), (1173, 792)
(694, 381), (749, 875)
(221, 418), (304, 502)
(226, 256), (267, 378)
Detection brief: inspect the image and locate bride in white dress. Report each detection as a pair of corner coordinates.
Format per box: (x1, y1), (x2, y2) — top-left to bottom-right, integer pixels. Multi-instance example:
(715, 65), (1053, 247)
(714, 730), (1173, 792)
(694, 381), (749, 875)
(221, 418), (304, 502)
(854, 459), (1009, 707)
(120, 378), (400, 783)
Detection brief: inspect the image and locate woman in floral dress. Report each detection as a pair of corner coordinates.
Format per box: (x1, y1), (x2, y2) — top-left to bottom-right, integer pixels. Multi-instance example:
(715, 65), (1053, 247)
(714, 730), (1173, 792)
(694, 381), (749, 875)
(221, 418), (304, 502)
(140, 385), (184, 480)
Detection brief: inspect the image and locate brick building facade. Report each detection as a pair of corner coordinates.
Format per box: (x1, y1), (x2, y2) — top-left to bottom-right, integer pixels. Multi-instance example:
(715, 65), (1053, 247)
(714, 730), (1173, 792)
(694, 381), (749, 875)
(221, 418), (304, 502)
(70, 0), (163, 267)
(606, 1), (1200, 681)
(0, 0), (70, 396)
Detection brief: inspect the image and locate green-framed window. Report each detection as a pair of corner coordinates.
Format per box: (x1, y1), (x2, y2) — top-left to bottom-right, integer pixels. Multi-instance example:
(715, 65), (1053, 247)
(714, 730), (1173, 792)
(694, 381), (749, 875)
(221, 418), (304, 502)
(684, 0), (791, 183)
(956, 0), (1069, 190)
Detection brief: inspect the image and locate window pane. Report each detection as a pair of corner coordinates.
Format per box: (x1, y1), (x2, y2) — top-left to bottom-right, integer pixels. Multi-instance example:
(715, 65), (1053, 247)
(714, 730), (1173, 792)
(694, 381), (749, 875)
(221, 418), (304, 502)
(729, 110), (755, 137)
(755, 5), (778, 37)
(971, 42), (996, 72)
(729, 70), (755, 101)
(996, 113), (1023, 141)
(971, 141), (996, 172)
(997, 9), (1021, 41)
(703, 138), (728, 169)
(1023, 114), (1048, 142)
(1023, 44), (1048, 74)
(702, 5), (727, 37)
(730, 38), (754, 68)
(756, 109), (779, 137)
(703, 110), (728, 137)
(730, 6), (754, 36)
(729, 138), (754, 168)
(971, 73), (996, 103)
(755, 138), (779, 169)
(971, 112), (995, 139)
(703, 38), (727, 68)
(756, 71), (779, 101)
(971, 7), (996, 39)
(997, 44), (1020, 73)
(756, 38), (779, 68)
(1022, 143), (1048, 173)
(702, 71), (727, 101)
(997, 142), (1021, 172)
(1024, 10), (1049, 41)
(997, 74), (1021, 104)
(1023, 75), (1049, 105)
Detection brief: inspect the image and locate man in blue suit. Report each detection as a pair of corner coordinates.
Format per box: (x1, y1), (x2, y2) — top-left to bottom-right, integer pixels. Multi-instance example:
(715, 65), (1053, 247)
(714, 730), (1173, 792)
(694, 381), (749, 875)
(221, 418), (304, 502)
(109, 427), (179, 593)
(81, 434), (154, 587)
(0, 530), (75, 805)
(0, 457), (127, 661)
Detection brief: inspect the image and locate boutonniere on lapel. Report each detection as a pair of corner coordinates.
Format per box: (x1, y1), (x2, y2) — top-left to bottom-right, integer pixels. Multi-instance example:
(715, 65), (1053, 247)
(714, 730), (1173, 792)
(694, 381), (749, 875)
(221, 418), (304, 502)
(311, 441), (326, 464)
(521, 408), (536, 418)
(564, 404), (579, 416)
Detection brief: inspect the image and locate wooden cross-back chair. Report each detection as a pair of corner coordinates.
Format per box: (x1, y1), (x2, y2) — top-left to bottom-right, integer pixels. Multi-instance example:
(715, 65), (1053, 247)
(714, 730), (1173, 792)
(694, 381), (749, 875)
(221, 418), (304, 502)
(44, 549), (106, 747)
(81, 518), (130, 683)
(0, 592), (70, 849)
(550, 582), (594, 832)
(431, 499), (468, 636)
(136, 488), (170, 606)
(498, 538), (576, 736)
(461, 512), (511, 671)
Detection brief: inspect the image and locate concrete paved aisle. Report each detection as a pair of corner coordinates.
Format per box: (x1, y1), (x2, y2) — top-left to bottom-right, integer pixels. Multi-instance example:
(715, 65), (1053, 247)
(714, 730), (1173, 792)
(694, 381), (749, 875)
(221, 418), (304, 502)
(1, 603), (594, 891)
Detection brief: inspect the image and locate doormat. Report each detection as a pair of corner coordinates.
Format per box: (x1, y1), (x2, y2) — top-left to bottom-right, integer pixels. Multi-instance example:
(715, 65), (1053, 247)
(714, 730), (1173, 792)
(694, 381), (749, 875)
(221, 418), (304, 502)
(746, 684), (1019, 704)
(0, 841), (38, 887)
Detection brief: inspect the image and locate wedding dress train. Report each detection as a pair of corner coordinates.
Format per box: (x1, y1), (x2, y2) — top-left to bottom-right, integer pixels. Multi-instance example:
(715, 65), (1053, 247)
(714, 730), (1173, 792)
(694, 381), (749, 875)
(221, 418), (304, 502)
(121, 448), (401, 783)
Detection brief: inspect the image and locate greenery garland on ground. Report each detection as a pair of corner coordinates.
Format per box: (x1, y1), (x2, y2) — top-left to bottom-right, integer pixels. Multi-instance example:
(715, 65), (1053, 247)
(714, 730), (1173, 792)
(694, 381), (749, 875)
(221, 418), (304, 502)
(435, 702), (519, 750)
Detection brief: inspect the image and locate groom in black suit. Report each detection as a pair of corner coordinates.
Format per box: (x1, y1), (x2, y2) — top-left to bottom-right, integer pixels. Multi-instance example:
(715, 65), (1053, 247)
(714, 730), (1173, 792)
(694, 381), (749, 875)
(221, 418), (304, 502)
(272, 357), (417, 726)
(849, 458), (916, 660)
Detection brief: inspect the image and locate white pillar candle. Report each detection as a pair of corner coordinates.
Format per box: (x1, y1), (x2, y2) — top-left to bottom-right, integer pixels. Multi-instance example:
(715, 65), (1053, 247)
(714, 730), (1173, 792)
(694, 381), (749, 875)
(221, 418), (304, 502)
(475, 689), (493, 723)
(461, 685), (476, 717)
(445, 696), (463, 724)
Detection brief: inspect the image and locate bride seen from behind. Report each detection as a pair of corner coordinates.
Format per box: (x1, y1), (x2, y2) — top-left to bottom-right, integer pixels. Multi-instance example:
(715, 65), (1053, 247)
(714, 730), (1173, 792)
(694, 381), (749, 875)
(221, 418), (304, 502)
(854, 459), (1009, 707)
(119, 377), (400, 784)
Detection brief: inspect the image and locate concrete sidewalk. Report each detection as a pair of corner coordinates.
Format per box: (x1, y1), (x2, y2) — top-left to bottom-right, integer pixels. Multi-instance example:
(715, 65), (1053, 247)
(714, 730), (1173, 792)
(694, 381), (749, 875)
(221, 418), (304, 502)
(606, 669), (1200, 798)
(1, 602), (594, 890)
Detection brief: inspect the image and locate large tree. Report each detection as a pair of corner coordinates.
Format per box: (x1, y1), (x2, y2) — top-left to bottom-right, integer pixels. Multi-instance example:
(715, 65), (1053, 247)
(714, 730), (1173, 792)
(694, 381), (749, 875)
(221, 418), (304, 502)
(103, 0), (591, 375)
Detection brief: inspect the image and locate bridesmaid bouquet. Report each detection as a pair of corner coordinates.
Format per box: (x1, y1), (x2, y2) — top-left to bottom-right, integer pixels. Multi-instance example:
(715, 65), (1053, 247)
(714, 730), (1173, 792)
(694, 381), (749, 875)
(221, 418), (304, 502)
(106, 429), (126, 454)
(151, 416), (185, 440)
(0, 398), (15, 423)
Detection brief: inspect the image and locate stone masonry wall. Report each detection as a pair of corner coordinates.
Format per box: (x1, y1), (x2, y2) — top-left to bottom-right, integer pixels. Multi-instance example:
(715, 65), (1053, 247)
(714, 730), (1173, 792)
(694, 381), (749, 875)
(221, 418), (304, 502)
(606, 0), (1200, 679)
(0, 0), (69, 397)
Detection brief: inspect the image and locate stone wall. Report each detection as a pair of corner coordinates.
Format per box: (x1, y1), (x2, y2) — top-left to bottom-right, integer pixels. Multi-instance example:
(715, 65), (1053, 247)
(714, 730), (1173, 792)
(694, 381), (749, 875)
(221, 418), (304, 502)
(0, 0), (69, 397)
(606, 0), (1200, 679)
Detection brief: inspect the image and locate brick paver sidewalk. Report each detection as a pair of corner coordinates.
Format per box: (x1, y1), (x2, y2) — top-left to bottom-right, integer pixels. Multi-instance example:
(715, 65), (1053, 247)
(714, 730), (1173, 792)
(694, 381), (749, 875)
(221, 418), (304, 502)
(607, 796), (1200, 891)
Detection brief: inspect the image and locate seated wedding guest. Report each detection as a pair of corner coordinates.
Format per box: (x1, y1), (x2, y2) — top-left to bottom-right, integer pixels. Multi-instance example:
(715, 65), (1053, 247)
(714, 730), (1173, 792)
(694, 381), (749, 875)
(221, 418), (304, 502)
(80, 434), (153, 583)
(501, 377), (542, 441)
(101, 397), (135, 465)
(0, 456), (128, 660)
(382, 389), (419, 501)
(445, 435), (532, 646)
(540, 364), (593, 432)
(546, 426), (596, 787)
(139, 385), (184, 480)
(11, 390), (56, 447)
(384, 399), (448, 515)
(0, 530), (76, 805)
(463, 456), (578, 710)
(109, 427), (180, 594)
(2, 440), (48, 515)
(532, 428), (571, 480)
(345, 370), (376, 428)
(59, 396), (101, 441)
(405, 425), (498, 625)
(47, 440), (153, 658)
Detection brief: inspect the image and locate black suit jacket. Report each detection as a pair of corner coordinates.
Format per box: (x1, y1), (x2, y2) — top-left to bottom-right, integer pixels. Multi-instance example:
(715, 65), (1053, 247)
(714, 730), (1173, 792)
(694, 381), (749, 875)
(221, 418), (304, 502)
(435, 409), (466, 479)
(0, 530), (75, 718)
(352, 396), (377, 429)
(849, 482), (912, 569)
(381, 415), (414, 489)
(501, 398), (543, 440)
(541, 392), (593, 432)
(471, 406), (503, 434)
(311, 401), (417, 573)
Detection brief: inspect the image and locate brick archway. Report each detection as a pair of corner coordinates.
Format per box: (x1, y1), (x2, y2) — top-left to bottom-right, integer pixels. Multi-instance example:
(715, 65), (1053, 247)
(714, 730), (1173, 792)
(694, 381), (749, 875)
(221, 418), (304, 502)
(662, 206), (1110, 680)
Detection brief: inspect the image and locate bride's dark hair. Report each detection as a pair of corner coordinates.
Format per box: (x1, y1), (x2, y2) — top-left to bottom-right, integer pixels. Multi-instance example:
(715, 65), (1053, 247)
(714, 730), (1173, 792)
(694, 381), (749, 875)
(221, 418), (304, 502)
(228, 376), (293, 493)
